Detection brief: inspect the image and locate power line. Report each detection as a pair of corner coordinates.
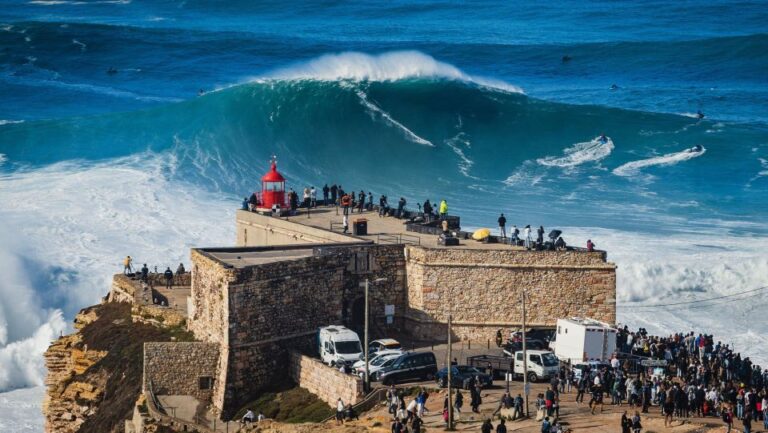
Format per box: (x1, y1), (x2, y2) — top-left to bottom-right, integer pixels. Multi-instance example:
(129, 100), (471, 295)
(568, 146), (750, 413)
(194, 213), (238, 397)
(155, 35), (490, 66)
(621, 285), (768, 309)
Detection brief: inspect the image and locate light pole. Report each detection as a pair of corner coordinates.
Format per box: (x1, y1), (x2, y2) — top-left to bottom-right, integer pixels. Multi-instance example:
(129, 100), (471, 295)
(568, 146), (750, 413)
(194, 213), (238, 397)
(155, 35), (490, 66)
(447, 313), (455, 431)
(362, 277), (387, 392)
(521, 289), (529, 417)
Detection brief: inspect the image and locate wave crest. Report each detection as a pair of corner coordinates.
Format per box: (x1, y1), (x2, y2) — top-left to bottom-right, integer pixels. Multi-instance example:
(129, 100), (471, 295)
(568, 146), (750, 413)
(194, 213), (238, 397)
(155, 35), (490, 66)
(265, 51), (523, 93)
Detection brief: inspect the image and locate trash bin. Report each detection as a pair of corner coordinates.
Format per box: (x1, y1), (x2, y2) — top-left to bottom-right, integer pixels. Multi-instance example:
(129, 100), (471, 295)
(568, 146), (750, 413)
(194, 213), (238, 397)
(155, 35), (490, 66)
(353, 218), (368, 236)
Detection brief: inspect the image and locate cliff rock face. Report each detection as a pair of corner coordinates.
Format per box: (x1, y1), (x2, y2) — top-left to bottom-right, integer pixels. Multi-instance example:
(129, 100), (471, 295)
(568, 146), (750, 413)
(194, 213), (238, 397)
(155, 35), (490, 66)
(43, 307), (106, 433)
(42, 301), (193, 433)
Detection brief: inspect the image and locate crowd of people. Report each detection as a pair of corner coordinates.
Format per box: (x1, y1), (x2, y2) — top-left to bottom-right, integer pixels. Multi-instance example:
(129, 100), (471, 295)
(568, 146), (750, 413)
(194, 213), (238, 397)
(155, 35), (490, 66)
(122, 255), (186, 291)
(542, 326), (768, 432)
(383, 385), (430, 433)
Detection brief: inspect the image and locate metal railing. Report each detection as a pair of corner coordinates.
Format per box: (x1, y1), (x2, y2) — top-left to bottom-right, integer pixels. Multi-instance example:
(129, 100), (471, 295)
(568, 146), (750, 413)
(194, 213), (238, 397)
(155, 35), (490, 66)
(376, 233), (421, 245)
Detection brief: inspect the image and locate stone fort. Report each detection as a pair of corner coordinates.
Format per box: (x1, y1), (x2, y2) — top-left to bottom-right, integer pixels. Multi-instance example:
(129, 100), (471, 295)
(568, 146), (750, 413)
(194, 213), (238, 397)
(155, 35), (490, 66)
(136, 206), (616, 420)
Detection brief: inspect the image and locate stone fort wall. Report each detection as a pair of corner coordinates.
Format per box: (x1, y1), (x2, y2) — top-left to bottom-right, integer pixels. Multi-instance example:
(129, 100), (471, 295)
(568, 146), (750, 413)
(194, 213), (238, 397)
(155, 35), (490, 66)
(404, 246), (616, 341)
(289, 351), (364, 407)
(143, 342), (219, 402)
(189, 243), (406, 417)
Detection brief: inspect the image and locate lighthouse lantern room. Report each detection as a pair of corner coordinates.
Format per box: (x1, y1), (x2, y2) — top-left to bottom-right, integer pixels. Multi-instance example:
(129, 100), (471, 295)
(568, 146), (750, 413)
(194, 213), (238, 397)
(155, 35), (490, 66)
(257, 156), (286, 213)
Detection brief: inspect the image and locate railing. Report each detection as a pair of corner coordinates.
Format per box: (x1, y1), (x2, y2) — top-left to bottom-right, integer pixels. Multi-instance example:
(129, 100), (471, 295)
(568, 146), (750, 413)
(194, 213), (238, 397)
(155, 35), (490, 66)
(321, 387), (389, 423)
(376, 234), (421, 245)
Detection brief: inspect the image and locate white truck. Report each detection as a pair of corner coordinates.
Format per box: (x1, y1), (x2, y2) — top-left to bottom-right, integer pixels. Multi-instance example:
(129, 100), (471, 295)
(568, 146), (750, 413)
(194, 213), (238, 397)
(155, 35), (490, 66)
(318, 325), (364, 367)
(551, 317), (617, 364)
(513, 350), (560, 382)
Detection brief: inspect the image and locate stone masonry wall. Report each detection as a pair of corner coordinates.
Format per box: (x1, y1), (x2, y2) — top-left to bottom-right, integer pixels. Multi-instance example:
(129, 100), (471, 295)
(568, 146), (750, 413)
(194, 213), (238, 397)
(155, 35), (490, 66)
(404, 246), (616, 341)
(189, 249), (236, 412)
(236, 209), (360, 246)
(143, 342), (219, 402)
(289, 351), (363, 407)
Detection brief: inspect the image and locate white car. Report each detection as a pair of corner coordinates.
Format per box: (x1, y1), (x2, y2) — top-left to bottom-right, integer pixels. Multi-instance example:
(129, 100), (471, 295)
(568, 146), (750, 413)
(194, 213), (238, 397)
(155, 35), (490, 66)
(352, 350), (402, 370)
(368, 338), (402, 355)
(353, 353), (400, 380)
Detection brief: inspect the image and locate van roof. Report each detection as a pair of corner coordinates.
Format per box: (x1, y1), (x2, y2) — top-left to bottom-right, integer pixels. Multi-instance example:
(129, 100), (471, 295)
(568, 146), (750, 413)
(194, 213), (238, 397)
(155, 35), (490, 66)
(320, 325), (359, 340)
(558, 317), (615, 329)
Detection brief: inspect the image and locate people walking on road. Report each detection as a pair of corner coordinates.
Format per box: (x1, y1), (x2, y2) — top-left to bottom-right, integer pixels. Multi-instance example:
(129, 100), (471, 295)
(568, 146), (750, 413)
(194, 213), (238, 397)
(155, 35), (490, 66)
(498, 213), (507, 238)
(123, 255), (133, 274)
(163, 267), (173, 289)
(496, 418), (507, 433)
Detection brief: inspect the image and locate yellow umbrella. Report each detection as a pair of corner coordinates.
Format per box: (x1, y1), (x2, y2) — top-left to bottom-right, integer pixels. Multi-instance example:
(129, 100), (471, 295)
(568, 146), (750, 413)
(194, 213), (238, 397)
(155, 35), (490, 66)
(472, 228), (491, 241)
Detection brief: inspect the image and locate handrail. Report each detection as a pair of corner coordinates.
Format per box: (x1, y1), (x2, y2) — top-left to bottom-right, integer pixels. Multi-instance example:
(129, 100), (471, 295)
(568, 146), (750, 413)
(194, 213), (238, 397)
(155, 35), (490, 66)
(320, 387), (389, 423)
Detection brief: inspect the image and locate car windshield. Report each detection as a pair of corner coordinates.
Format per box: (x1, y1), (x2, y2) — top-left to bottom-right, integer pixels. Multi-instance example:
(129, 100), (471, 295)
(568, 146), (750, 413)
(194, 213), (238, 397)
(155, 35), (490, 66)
(335, 341), (362, 354)
(456, 366), (479, 374)
(542, 353), (559, 367)
(371, 356), (393, 366)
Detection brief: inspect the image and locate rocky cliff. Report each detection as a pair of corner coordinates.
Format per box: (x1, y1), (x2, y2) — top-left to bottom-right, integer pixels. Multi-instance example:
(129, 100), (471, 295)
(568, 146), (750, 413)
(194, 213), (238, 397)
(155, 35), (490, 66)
(43, 302), (193, 433)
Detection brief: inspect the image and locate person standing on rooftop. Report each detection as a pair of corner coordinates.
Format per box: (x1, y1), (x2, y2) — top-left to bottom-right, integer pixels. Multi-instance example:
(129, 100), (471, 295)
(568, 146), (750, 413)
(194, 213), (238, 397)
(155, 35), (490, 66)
(439, 199), (448, 220)
(498, 213), (507, 239)
(524, 225), (532, 250)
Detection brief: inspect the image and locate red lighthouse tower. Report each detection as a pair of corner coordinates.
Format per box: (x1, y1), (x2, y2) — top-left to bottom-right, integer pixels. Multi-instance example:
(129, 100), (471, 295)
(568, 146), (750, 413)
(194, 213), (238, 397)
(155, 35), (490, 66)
(257, 156), (286, 213)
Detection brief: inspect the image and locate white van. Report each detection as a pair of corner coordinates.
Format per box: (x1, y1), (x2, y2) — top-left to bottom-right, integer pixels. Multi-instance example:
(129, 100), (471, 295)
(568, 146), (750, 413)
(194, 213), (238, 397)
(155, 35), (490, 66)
(513, 350), (560, 382)
(318, 325), (363, 367)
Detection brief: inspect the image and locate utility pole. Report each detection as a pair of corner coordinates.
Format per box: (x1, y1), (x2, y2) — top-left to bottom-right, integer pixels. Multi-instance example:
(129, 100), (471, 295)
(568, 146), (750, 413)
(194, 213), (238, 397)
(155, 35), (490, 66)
(521, 289), (529, 417)
(447, 313), (455, 430)
(364, 278), (370, 392)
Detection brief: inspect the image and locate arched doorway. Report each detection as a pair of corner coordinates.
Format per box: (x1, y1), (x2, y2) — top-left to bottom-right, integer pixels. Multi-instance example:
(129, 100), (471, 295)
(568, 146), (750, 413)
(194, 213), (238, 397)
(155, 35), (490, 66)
(350, 297), (365, 333)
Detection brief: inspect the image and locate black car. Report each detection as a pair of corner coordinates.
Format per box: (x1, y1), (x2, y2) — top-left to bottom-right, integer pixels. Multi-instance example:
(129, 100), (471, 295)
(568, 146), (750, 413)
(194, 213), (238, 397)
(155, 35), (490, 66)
(378, 352), (437, 385)
(435, 365), (493, 389)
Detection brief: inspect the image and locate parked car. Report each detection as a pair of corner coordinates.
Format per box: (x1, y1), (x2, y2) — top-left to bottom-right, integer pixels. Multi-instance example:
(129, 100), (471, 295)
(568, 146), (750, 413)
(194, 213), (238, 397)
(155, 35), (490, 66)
(353, 355), (400, 381)
(352, 352), (400, 375)
(435, 365), (493, 389)
(368, 338), (402, 356)
(378, 352), (437, 385)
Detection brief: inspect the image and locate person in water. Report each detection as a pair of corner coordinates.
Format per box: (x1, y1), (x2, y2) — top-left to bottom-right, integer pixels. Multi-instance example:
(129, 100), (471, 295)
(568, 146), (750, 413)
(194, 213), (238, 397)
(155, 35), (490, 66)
(690, 145), (703, 152)
(696, 110), (705, 119)
(610, 83), (619, 90)
(599, 134), (608, 143)
(561, 55), (572, 63)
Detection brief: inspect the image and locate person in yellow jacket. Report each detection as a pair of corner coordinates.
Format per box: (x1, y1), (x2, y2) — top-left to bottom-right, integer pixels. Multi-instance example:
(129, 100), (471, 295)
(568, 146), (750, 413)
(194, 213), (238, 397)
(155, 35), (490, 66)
(439, 199), (448, 220)
(123, 255), (133, 274)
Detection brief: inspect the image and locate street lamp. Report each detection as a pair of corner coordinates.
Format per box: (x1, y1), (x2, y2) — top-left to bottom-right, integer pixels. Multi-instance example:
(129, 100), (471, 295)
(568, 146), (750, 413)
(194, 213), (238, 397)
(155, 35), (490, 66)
(361, 277), (387, 392)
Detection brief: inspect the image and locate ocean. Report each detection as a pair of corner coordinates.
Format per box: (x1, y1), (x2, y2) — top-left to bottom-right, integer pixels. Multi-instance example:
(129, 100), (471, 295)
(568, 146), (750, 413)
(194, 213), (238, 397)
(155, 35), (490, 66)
(1, 1), (767, 430)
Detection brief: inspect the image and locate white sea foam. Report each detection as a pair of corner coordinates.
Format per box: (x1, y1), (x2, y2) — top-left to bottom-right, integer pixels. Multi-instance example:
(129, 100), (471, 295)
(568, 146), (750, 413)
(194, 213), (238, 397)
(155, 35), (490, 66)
(266, 51), (524, 94)
(537, 137), (614, 168)
(72, 39), (86, 51)
(0, 153), (234, 395)
(0, 120), (24, 126)
(355, 90), (434, 146)
(0, 386), (45, 432)
(612, 146), (706, 177)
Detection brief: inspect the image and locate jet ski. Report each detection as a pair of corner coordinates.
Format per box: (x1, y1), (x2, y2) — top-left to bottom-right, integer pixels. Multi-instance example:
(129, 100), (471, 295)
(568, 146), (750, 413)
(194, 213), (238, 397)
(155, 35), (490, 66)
(687, 145), (703, 153)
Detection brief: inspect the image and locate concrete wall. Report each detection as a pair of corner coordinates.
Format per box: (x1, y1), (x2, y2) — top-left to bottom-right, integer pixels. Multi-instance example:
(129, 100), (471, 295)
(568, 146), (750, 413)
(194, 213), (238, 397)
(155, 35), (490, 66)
(289, 351), (363, 407)
(143, 342), (219, 402)
(404, 246), (616, 341)
(236, 210), (359, 246)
